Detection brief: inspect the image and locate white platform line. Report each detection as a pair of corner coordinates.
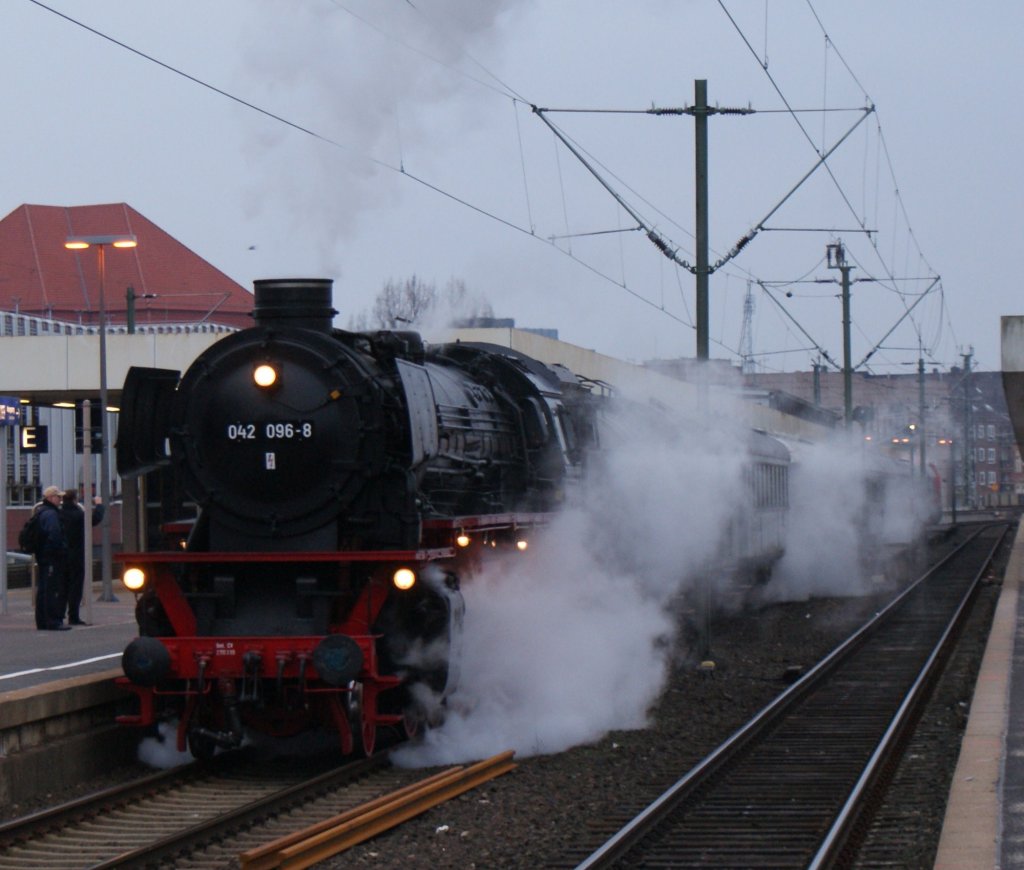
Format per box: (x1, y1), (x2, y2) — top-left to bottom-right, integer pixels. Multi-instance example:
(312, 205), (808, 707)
(0, 652), (121, 681)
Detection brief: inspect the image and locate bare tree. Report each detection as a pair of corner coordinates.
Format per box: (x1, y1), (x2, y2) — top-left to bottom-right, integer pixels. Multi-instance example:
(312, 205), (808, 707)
(349, 275), (494, 331)
(444, 278), (494, 324)
(348, 276), (437, 330)
(371, 276), (436, 328)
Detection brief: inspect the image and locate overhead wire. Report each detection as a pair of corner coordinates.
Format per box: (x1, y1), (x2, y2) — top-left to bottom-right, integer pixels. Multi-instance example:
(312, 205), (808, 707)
(487, 1), (947, 370)
(553, 134), (573, 255)
(10, 0), (811, 357)
(717, 0), (870, 232)
(724, 4), (934, 286)
(802, 0), (873, 101)
(722, 0), (950, 370)
(527, 110), (699, 261)
(378, 0), (529, 103)
(31, 0), (950, 371)
(326, 0), (519, 101)
(26, 0), (777, 346)
(512, 101), (535, 234)
(25, 0), (392, 170)
(26, 0), (693, 330)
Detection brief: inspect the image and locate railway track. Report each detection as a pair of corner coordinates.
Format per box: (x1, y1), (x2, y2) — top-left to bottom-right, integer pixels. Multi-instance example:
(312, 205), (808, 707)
(0, 750), (397, 869)
(0, 744), (516, 870)
(569, 522), (1009, 869)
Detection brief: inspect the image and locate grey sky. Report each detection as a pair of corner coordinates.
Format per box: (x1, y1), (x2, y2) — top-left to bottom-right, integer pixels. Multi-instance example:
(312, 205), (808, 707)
(5, 1), (1019, 373)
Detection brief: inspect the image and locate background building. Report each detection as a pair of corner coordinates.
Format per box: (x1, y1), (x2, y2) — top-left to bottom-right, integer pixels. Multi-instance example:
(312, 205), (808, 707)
(0, 203), (252, 329)
(741, 365), (1019, 511)
(0, 202), (253, 549)
(648, 354), (1021, 512)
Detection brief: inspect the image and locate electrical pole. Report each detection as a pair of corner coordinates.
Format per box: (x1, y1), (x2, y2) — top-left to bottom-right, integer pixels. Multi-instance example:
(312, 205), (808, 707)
(962, 350), (973, 509)
(677, 80), (753, 360)
(918, 356), (926, 476)
(740, 282), (755, 374)
(827, 241), (854, 426)
(694, 79), (710, 361)
(126, 286), (136, 334)
(535, 81), (757, 364)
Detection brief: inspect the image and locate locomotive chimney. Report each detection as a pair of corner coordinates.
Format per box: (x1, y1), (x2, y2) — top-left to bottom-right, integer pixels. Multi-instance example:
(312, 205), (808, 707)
(252, 279), (338, 332)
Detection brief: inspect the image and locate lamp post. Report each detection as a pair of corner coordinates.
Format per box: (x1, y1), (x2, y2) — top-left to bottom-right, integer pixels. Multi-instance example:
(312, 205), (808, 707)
(938, 437), (957, 523)
(64, 234), (137, 602)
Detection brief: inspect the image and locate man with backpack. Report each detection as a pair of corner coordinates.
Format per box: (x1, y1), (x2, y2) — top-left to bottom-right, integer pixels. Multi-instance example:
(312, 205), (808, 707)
(28, 485), (71, 631)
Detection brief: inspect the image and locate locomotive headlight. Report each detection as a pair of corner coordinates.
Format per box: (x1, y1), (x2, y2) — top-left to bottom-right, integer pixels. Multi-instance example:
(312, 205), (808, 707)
(392, 568), (416, 590)
(253, 364), (278, 388)
(516, 538), (529, 552)
(123, 567), (147, 591)
(456, 533), (471, 548)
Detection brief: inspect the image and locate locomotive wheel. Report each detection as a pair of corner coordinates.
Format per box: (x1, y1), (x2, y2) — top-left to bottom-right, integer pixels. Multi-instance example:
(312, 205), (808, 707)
(361, 712), (377, 756)
(346, 682), (377, 756)
(187, 729), (218, 761)
(403, 700), (426, 739)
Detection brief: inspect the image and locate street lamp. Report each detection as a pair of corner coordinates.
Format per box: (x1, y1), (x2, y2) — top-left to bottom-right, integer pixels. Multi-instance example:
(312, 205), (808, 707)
(64, 233), (137, 602)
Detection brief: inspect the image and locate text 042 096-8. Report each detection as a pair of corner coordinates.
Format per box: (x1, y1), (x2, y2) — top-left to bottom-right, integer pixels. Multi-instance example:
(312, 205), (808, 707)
(226, 421), (314, 442)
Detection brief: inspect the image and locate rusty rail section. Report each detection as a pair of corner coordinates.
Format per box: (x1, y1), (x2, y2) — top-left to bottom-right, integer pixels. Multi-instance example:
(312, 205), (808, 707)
(240, 750), (517, 870)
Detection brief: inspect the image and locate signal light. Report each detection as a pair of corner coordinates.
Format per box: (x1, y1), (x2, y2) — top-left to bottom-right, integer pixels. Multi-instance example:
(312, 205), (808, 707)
(393, 568), (416, 590)
(123, 567), (146, 591)
(253, 364), (278, 388)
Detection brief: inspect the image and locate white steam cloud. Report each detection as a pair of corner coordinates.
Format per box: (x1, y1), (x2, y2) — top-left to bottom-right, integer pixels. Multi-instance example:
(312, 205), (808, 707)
(138, 721), (194, 769)
(767, 435), (937, 602)
(393, 404), (750, 766)
(239, 1), (524, 277)
(394, 410), (938, 767)
(769, 438), (873, 601)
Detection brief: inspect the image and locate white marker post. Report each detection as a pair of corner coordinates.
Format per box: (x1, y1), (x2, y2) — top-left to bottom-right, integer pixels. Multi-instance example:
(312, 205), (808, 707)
(0, 423), (7, 616)
(83, 399), (94, 625)
(0, 396), (20, 616)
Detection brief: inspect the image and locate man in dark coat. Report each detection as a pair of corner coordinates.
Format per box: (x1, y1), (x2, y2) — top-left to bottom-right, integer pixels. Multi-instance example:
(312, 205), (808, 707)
(34, 485), (70, 631)
(61, 489), (105, 626)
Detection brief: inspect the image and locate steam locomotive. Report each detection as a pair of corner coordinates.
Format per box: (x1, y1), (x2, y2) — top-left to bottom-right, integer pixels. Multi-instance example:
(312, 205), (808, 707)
(114, 278), (602, 758)
(112, 278), (936, 760)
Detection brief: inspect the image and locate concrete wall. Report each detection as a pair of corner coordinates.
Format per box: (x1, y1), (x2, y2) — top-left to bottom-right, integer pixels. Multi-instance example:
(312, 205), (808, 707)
(1002, 316), (1024, 464)
(0, 332), (224, 402)
(1002, 316), (1024, 373)
(0, 670), (139, 805)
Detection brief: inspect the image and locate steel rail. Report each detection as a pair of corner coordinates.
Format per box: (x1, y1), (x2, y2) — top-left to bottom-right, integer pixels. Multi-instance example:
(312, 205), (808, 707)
(0, 751), (386, 869)
(241, 750), (517, 870)
(0, 753), (236, 844)
(808, 523), (1010, 867)
(90, 755), (386, 869)
(574, 524), (1001, 869)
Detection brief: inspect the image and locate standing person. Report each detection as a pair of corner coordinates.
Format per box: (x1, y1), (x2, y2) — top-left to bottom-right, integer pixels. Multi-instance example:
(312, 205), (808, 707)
(33, 485), (70, 631)
(61, 489), (104, 626)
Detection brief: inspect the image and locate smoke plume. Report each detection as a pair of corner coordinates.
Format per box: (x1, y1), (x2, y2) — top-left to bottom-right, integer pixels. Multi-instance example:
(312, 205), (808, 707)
(393, 404), (749, 765)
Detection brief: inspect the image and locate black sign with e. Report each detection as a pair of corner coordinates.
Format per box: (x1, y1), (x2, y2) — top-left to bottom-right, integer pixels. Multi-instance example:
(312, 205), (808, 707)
(20, 425), (48, 453)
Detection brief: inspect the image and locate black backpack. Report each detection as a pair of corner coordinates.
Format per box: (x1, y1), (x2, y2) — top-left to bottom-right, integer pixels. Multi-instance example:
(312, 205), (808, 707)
(18, 512), (42, 555)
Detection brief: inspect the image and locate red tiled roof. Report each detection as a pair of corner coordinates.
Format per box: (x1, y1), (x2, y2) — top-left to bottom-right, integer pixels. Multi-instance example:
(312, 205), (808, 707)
(0, 203), (254, 328)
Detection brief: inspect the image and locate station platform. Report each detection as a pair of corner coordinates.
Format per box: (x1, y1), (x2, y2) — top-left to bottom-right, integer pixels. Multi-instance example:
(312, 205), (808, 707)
(935, 521), (1024, 869)
(0, 577), (139, 694)
(0, 579), (141, 806)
